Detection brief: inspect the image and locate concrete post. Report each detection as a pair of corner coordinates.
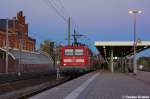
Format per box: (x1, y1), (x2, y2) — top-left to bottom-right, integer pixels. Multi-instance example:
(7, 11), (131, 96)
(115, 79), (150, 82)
(133, 14), (137, 75)
(5, 18), (9, 74)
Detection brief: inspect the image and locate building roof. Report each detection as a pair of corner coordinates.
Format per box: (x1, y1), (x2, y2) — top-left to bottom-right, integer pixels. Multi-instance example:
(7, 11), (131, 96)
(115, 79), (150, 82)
(95, 41), (150, 59)
(0, 48), (53, 65)
(9, 49), (53, 64)
(95, 41), (150, 46)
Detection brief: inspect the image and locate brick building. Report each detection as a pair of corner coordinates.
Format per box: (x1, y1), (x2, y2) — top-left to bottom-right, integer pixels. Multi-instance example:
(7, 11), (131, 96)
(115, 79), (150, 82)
(0, 11), (36, 51)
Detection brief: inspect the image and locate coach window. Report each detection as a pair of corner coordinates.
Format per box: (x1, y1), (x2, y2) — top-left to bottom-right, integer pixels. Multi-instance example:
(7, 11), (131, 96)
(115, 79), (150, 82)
(65, 49), (74, 56)
(75, 49), (84, 56)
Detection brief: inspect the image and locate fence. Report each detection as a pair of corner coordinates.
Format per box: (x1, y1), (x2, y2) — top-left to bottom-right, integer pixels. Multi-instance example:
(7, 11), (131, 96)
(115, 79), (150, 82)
(0, 59), (18, 74)
(0, 60), (5, 73)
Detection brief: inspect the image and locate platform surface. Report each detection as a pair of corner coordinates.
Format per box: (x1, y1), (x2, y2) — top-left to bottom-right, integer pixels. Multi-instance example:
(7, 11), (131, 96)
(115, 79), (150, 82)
(29, 71), (150, 99)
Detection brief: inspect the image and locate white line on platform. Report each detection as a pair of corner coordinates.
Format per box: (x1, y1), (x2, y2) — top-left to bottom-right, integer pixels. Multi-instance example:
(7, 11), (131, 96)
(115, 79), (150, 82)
(64, 72), (99, 99)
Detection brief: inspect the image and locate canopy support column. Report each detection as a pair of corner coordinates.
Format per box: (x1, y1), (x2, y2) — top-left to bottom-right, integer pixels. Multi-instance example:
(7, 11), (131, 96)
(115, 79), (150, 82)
(110, 48), (114, 72)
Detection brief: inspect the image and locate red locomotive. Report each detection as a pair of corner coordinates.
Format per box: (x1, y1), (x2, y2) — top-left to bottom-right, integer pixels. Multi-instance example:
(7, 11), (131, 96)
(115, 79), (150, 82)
(61, 45), (94, 73)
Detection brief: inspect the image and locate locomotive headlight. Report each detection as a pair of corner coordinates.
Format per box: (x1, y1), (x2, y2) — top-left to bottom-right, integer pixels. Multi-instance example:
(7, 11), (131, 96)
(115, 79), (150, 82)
(64, 64), (66, 66)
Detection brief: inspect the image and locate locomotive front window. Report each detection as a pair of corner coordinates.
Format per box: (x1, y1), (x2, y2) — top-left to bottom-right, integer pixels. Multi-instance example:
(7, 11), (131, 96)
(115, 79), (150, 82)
(65, 49), (74, 56)
(75, 49), (84, 56)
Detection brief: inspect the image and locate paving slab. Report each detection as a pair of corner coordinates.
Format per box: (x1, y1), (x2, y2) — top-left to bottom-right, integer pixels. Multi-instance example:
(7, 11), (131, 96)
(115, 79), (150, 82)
(29, 71), (99, 99)
(29, 71), (150, 99)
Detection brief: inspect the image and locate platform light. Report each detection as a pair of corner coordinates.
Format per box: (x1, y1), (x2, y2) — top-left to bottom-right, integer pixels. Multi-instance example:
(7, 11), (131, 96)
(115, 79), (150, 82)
(128, 10), (142, 14)
(128, 9), (142, 75)
(114, 57), (118, 60)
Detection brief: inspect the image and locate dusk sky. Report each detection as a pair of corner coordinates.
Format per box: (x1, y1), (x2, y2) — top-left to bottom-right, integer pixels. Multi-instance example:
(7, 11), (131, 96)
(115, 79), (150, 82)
(0, 0), (150, 56)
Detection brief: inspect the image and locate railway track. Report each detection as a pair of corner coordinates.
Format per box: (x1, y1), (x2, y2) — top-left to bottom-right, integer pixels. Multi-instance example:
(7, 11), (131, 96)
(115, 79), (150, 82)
(19, 77), (70, 99)
(0, 72), (55, 84)
(0, 73), (78, 99)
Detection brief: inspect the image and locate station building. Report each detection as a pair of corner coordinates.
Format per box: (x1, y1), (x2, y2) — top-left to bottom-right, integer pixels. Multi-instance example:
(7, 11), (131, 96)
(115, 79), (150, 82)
(0, 11), (35, 52)
(0, 11), (54, 74)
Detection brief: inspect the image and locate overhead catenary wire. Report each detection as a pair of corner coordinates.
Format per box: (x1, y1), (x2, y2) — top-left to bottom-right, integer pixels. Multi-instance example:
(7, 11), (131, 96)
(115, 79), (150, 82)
(51, 0), (68, 17)
(43, 0), (79, 34)
(44, 0), (67, 21)
(57, 0), (66, 11)
(43, 0), (78, 31)
(43, 0), (96, 50)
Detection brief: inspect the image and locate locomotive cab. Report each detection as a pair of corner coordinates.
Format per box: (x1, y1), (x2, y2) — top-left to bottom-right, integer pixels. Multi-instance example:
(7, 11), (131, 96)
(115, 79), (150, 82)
(61, 45), (93, 73)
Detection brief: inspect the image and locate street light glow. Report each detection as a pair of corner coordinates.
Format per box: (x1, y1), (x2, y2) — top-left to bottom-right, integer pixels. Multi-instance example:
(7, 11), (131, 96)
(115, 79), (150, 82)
(138, 10), (142, 14)
(129, 10), (133, 14)
(128, 10), (142, 14)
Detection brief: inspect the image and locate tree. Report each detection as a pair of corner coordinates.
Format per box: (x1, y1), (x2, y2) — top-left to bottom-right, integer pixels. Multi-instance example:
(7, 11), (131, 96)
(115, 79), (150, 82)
(40, 40), (54, 57)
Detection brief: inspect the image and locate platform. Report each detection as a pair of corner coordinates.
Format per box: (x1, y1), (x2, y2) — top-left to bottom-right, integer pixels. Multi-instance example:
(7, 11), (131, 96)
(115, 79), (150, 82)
(29, 71), (150, 99)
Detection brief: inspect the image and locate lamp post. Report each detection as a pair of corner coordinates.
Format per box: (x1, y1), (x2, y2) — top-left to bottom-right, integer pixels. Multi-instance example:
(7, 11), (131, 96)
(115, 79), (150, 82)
(128, 10), (142, 75)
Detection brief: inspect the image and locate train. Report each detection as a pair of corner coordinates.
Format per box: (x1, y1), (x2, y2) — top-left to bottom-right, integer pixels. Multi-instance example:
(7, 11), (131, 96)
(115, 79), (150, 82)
(61, 45), (96, 73)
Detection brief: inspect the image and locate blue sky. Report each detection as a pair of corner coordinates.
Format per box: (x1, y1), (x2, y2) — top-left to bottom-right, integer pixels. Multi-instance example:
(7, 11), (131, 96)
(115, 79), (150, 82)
(0, 0), (150, 56)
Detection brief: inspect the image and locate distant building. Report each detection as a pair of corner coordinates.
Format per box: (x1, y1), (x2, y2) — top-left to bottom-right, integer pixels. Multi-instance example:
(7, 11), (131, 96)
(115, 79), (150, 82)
(40, 40), (54, 57)
(0, 11), (36, 52)
(40, 40), (63, 65)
